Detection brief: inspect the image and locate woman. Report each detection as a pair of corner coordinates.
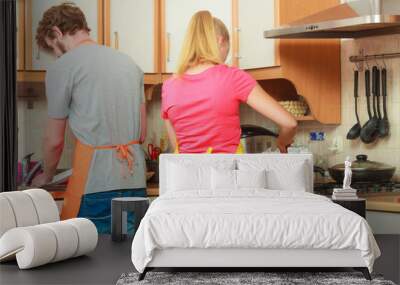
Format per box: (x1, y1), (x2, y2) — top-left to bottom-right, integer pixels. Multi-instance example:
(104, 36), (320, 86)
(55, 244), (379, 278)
(162, 11), (297, 154)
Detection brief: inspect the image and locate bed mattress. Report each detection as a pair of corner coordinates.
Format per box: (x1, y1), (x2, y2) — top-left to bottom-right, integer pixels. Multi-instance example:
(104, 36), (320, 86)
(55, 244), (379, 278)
(131, 189), (380, 273)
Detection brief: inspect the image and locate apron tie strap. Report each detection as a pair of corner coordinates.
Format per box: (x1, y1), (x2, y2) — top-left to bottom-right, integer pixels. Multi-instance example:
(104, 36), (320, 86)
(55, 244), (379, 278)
(95, 140), (140, 176)
(115, 144), (134, 173)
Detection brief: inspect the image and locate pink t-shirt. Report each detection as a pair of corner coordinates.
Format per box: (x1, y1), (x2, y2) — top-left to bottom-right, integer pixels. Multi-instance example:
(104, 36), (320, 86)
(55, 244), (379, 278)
(161, 64), (257, 153)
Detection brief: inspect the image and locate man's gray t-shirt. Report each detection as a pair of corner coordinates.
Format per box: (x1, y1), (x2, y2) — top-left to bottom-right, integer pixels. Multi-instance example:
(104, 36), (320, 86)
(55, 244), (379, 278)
(46, 44), (146, 194)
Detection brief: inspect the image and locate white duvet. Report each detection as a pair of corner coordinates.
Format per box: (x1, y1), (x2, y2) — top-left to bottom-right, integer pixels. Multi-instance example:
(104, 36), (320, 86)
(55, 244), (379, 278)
(131, 190), (380, 273)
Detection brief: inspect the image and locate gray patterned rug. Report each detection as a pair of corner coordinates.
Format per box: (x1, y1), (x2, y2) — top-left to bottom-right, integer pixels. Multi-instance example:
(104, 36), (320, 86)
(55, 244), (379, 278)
(117, 272), (396, 285)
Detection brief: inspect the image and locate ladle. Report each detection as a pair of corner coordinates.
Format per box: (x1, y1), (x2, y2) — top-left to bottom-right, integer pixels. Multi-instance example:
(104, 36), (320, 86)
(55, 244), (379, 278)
(360, 66), (379, 144)
(346, 70), (361, 140)
(378, 68), (390, 137)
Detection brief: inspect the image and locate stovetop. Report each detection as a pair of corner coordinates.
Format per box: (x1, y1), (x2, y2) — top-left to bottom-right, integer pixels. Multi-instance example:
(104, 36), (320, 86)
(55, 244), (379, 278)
(314, 181), (400, 196)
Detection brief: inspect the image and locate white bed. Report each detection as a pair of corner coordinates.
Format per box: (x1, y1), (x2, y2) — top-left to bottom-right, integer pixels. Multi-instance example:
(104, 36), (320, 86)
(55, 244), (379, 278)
(131, 154), (380, 280)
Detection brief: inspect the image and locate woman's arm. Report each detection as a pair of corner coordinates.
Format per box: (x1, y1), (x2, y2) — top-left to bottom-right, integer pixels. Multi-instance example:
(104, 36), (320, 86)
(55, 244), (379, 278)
(164, 119), (177, 152)
(246, 84), (298, 153)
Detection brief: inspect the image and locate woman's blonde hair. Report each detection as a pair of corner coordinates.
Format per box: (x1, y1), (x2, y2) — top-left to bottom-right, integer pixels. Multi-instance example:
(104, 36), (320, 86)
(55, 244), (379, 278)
(176, 10), (229, 76)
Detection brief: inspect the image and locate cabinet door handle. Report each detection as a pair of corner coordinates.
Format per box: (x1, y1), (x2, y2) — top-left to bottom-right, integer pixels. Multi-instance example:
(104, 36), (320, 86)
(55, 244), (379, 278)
(36, 47), (40, 60)
(114, 31), (119, 50)
(235, 27), (242, 60)
(166, 32), (171, 62)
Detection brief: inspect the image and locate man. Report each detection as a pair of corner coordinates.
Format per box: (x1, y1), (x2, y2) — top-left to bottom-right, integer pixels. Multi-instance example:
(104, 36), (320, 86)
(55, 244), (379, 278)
(32, 3), (147, 234)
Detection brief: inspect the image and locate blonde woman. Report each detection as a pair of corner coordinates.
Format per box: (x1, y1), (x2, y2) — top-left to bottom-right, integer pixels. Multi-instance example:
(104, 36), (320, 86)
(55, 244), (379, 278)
(162, 11), (297, 154)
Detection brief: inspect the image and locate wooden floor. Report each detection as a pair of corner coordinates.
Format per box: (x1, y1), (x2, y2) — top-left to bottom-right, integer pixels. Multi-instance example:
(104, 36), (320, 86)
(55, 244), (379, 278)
(0, 235), (398, 285)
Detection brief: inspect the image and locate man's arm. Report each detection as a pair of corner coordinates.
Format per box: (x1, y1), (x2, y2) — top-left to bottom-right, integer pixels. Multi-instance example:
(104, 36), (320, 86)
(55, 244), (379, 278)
(32, 118), (67, 186)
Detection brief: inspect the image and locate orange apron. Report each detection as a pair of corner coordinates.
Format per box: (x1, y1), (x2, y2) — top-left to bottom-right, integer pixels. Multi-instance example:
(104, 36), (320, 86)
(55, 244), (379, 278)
(60, 139), (140, 220)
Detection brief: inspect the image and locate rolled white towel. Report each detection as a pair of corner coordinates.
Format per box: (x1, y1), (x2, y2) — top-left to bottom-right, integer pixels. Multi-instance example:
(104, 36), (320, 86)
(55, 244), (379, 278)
(63, 218), (98, 257)
(24, 189), (59, 224)
(42, 221), (79, 262)
(0, 226), (57, 269)
(0, 192), (39, 227)
(0, 196), (17, 237)
(0, 218), (98, 269)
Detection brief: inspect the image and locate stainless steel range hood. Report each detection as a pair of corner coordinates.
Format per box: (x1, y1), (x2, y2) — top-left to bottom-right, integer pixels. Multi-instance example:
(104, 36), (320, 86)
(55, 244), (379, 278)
(264, 0), (400, 39)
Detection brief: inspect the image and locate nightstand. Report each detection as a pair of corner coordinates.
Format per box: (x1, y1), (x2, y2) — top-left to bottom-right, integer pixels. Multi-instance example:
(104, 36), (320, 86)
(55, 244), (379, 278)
(332, 198), (366, 218)
(111, 197), (150, 242)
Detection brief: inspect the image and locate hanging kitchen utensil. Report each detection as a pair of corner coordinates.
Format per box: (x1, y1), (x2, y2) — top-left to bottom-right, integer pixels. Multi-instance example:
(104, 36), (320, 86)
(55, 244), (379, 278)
(147, 144), (161, 160)
(365, 69), (372, 119)
(375, 66), (383, 123)
(360, 66), (379, 144)
(328, 154), (396, 183)
(378, 67), (390, 137)
(346, 70), (361, 140)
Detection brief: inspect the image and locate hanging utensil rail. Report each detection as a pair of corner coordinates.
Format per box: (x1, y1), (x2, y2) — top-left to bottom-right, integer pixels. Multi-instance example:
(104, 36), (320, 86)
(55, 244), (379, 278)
(349, 52), (400, 63)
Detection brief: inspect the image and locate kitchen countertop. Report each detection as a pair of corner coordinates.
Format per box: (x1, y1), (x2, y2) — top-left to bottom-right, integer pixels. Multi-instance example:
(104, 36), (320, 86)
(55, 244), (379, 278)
(360, 192), (400, 213)
(20, 184), (399, 212)
(146, 183), (159, 197)
(19, 183), (160, 199)
(314, 180), (400, 213)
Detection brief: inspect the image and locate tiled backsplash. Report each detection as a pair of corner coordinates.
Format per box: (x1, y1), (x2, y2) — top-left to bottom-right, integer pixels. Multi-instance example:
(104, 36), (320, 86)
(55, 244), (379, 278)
(319, 35), (399, 181)
(17, 35), (400, 181)
(240, 35), (400, 181)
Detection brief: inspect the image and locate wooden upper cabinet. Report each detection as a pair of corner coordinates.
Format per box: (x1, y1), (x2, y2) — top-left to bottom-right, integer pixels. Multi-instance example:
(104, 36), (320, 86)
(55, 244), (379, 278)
(25, 0), (102, 71)
(17, 0), (25, 71)
(235, 0), (278, 69)
(104, 0), (158, 73)
(277, 0), (341, 124)
(162, 0), (232, 73)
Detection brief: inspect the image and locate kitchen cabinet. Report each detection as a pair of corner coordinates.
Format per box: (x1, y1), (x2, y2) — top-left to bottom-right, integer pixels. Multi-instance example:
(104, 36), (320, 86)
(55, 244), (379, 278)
(16, 0), (341, 124)
(246, 0), (341, 124)
(104, 0), (157, 73)
(162, 0), (232, 73)
(25, 0), (102, 71)
(235, 0), (278, 69)
(17, 0), (25, 71)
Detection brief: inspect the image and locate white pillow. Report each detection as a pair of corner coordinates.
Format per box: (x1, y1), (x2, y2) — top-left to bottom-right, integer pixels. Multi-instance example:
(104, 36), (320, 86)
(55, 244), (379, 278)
(211, 168), (236, 190)
(167, 159), (235, 191)
(211, 169), (267, 190)
(167, 162), (209, 191)
(236, 169), (267, 189)
(238, 159), (308, 192)
(265, 161), (307, 191)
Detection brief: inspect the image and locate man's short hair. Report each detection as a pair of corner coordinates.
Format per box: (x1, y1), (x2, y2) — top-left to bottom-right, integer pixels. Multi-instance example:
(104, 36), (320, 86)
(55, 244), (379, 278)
(36, 2), (91, 52)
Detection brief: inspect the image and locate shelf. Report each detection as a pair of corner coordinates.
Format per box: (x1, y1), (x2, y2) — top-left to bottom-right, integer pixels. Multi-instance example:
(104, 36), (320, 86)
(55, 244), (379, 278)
(295, 115), (315, 121)
(18, 71), (163, 85)
(144, 73), (162, 85)
(17, 80), (45, 99)
(17, 71), (45, 82)
(246, 66), (283, 81)
(160, 67), (284, 82)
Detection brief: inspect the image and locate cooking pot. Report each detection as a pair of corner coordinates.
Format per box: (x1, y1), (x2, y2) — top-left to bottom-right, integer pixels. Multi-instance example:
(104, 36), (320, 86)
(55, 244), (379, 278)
(240, 124), (278, 153)
(328, 154), (396, 183)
